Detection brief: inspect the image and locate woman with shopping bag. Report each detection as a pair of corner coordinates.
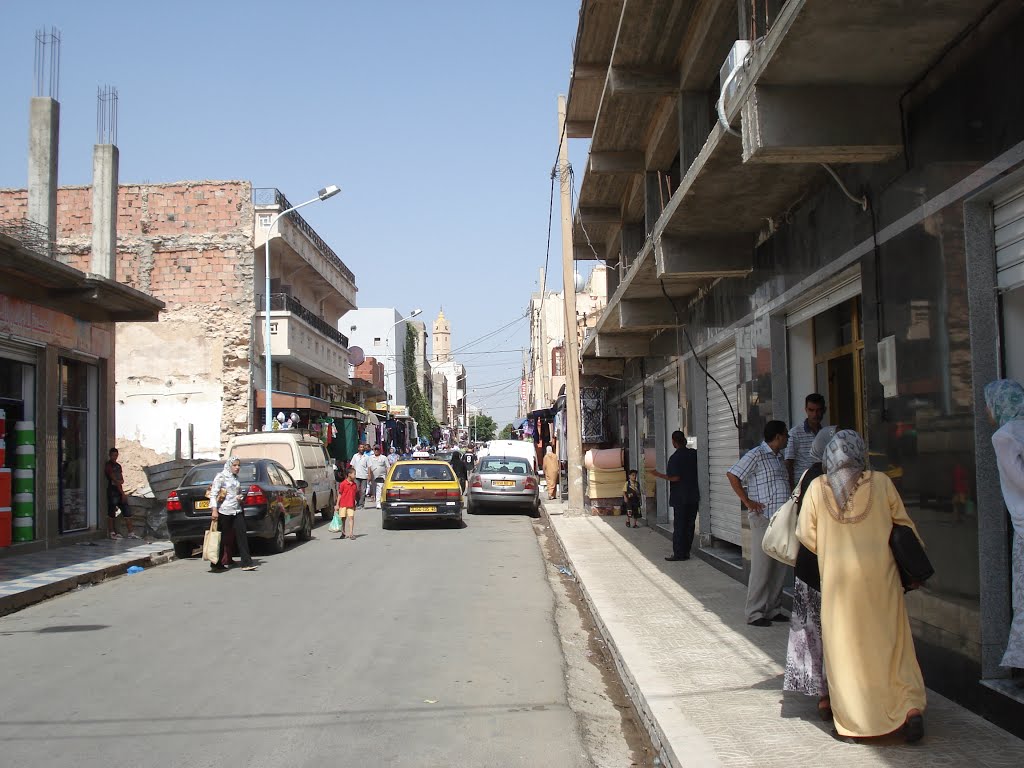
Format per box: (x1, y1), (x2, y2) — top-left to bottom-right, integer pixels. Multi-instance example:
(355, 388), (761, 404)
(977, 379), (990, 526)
(209, 457), (259, 571)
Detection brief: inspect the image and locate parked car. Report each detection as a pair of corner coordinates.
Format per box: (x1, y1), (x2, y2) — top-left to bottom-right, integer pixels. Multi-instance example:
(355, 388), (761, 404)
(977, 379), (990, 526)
(381, 460), (463, 529)
(466, 454), (540, 517)
(433, 449), (468, 489)
(166, 459), (310, 559)
(227, 431), (335, 521)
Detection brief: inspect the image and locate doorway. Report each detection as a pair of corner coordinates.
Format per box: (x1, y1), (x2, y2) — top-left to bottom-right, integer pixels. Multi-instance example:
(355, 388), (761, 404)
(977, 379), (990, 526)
(813, 296), (866, 436)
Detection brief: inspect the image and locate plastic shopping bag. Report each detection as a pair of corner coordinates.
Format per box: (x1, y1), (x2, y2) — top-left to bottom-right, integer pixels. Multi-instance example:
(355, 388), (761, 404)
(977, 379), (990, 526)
(328, 511), (342, 533)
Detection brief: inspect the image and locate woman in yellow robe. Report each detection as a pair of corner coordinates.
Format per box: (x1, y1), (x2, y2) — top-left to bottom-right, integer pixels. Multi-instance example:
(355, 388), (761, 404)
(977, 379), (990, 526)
(796, 430), (926, 742)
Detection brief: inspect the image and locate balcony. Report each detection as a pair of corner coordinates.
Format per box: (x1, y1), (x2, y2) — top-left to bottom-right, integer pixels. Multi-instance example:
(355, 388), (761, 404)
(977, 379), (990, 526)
(253, 188), (357, 313)
(256, 293), (350, 385)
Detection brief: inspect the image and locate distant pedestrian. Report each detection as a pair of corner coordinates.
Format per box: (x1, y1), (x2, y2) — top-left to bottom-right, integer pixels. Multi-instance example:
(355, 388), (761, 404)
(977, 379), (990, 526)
(366, 445), (390, 504)
(104, 448), (138, 540)
(543, 445), (560, 500)
(785, 394), (827, 488)
(350, 443), (369, 508)
(387, 447), (400, 467)
(336, 467), (359, 540)
(727, 421), (791, 626)
(652, 430), (700, 560)
(533, 416), (550, 469)
(622, 469), (641, 527)
(210, 457), (258, 571)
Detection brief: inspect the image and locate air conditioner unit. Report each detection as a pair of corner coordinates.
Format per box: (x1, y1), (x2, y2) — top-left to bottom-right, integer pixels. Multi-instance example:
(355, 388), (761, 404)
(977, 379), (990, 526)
(719, 40), (751, 108)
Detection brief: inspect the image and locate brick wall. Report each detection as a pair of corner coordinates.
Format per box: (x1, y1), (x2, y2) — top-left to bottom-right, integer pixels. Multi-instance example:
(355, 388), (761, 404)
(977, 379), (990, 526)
(354, 357), (385, 389)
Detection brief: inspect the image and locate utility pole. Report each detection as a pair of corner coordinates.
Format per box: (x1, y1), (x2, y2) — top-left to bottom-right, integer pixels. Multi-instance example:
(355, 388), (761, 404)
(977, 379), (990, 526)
(557, 94), (584, 514)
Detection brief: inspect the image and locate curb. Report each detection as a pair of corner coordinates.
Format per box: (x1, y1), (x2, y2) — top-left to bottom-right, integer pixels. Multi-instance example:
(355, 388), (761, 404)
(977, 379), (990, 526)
(543, 502), (681, 768)
(0, 547), (175, 618)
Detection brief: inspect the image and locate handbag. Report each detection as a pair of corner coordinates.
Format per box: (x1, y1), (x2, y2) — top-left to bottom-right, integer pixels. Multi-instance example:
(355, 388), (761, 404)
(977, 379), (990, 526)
(761, 469), (809, 566)
(202, 519), (221, 563)
(890, 523), (934, 592)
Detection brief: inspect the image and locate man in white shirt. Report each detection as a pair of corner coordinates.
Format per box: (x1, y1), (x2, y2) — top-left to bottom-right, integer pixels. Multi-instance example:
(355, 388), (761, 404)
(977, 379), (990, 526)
(350, 444), (369, 508)
(366, 445), (390, 503)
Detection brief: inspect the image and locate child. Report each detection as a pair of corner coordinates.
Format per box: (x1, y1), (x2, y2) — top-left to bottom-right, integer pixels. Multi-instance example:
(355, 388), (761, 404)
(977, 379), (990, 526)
(622, 469), (642, 528)
(336, 467), (359, 540)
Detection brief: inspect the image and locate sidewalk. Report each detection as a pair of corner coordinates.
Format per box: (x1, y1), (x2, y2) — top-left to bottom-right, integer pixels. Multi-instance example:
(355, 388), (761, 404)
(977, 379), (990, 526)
(544, 500), (1024, 768)
(0, 538), (173, 617)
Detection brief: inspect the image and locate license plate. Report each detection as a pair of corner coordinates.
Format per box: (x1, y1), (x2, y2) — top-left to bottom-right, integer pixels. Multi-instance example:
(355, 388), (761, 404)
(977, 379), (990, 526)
(194, 499), (210, 510)
(493, 480), (515, 487)
(410, 506), (436, 513)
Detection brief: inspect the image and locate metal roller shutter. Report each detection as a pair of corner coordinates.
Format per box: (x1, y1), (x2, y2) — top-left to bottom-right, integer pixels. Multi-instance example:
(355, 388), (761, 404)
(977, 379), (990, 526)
(706, 346), (740, 545)
(995, 187), (1024, 291)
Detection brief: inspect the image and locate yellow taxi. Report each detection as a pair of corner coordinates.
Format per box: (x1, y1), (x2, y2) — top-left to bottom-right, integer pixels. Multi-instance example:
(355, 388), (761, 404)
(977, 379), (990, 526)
(381, 460), (463, 529)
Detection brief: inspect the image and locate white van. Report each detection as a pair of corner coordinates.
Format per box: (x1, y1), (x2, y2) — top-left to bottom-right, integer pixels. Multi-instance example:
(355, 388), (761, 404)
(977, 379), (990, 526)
(476, 439), (538, 471)
(227, 432), (336, 521)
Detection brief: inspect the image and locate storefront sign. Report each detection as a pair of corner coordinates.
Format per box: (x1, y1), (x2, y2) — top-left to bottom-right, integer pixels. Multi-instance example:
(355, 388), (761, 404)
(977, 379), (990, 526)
(0, 294), (111, 358)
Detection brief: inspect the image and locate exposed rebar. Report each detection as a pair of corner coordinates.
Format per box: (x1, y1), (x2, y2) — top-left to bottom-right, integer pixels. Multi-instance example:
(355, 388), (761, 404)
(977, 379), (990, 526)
(96, 85), (119, 144)
(33, 27), (61, 100)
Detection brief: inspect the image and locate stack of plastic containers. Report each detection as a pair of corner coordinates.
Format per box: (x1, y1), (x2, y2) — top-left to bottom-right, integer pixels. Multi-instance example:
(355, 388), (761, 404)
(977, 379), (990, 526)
(12, 421), (35, 543)
(0, 465), (10, 547)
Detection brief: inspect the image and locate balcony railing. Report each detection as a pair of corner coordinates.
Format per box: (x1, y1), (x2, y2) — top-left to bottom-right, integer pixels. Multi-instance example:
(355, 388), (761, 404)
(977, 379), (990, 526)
(253, 187), (356, 287)
(261, 293), (349, 348)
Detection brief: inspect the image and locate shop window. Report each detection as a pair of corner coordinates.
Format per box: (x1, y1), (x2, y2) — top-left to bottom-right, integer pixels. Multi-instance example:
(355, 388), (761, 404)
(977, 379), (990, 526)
(58, 358), (98, 533)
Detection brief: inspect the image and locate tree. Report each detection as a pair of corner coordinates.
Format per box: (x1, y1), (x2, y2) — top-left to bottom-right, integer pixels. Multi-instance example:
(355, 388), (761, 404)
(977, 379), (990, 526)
(404, 325), (438, 436)
(499, 423), (514, 440)
(471, 413), (498, 442)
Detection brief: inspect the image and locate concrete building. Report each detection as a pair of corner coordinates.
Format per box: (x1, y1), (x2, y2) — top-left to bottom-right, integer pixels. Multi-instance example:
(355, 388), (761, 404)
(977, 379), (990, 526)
(408, 319), (433, 407)
(0, 75), (162, 549)
(430, 309), (466, 427)
(341, 308), (409, 409)
(566, 0), (1024, 731)
(0, 181), (355, 487)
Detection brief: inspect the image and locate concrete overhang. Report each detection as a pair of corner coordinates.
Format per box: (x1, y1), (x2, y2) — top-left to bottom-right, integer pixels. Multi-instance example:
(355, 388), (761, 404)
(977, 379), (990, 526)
(725, 0), (991, 164)
(566, 0), (625, 138)
(0, 234), (164, 323)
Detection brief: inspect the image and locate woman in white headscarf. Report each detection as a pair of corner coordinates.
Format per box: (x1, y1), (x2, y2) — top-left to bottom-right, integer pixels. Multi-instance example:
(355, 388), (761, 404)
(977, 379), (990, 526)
(797, 430), (926, 742)
(985, 379), (1024, 669)
(783, 426), (835, 718)
(210, 457), (258, 571)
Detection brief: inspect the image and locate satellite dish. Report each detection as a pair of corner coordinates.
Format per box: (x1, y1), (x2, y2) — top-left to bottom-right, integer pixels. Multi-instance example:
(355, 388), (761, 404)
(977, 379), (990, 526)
(348, 346), (365, 366)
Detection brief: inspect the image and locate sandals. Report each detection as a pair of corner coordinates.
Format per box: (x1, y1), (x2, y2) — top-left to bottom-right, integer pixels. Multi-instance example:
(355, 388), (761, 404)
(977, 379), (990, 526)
(817, 699), (833, 721)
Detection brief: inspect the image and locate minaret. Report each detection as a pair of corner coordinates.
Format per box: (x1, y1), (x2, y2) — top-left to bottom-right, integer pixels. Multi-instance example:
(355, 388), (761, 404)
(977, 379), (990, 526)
(432, 309), (451, 363)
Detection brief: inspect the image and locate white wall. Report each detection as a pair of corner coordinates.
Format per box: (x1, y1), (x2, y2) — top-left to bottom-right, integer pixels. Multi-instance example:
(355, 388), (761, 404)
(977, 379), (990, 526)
(1004, 285), (1024, 381)
(787, 319), (816, 427)
(340, 307), (407, 406)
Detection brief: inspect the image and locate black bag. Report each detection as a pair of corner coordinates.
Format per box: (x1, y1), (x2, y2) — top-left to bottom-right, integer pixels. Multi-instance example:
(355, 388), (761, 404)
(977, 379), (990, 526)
(890, 524), (934, 592)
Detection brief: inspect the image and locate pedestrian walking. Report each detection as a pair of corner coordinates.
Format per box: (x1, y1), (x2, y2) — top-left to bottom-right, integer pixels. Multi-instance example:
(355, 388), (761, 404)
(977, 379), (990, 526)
(543, 445), (560, 500)
(104, 448), (138, 539)
(726, 421), (791, 625)
(209, 457), (258, 571)
(797, 430), (926, 741)
(985, 379), (1024, 670)
(652, 430), (700, 561)
(366, 445), (390, 504)
(785, 393), (826, 488)
(622, 469), (642, 527)
(336, 467), (359, 540)
(783, 426), (835, 719)
(533, 416), (550, 469)
(350, 443), (369, 508)
(387, 446), (400, 467)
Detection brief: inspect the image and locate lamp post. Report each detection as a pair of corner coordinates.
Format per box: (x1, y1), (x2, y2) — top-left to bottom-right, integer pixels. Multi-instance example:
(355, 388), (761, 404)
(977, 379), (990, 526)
(263, 185), (341, 431)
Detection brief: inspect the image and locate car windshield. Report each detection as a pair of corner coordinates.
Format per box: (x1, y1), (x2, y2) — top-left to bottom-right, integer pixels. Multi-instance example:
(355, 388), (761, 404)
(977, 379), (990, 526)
(391, 464), (454, 482)
(184, 463), (259, 485)
(478, 458), (531, 475)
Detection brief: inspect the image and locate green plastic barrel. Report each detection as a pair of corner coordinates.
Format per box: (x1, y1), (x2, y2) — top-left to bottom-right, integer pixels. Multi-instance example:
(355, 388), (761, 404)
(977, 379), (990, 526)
(13, 421), (35, 447)
(14, 445), (35, 469)
(12, 515), (33, 542)
(13, 470), (33, 494)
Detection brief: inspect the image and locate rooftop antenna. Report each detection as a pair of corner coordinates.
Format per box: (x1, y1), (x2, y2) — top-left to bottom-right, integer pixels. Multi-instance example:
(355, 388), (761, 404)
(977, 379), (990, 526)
(33, 27), (61, 100)
(96, 85), (118, 144)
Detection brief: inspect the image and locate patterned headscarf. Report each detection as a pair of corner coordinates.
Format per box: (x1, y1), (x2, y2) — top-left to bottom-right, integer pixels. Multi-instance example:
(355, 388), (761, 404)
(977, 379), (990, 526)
(823, 430), (867, 516)
(809, 426), (836, 464)
(984, 379), (1024, 428)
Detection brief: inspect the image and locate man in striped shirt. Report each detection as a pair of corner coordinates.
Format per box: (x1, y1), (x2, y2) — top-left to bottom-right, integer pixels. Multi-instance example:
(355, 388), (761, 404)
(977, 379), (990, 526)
(784, 393), (827, 488)
(727, 420), (791, 627)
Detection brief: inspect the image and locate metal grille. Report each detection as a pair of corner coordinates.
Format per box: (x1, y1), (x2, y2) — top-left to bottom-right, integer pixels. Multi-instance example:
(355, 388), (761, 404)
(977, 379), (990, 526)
(0, 218), (53, 259)
(580, 386), (607, 442)
(706, 346), (741, 545)
(261, 293), (349, 348)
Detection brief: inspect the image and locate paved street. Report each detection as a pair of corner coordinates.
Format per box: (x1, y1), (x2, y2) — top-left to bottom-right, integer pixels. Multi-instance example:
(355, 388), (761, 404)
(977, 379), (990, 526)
(0, 514), (595, 768)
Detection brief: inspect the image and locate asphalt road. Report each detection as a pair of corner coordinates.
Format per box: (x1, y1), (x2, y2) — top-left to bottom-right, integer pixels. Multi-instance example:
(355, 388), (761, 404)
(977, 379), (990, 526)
(0, 511), (593, 768)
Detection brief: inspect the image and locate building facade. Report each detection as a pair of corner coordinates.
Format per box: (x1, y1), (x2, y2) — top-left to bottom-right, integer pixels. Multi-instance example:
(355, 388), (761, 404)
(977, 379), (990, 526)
(341, 308), (408, 409)
(568, 0), (1024, 732)
(430, 309), (466, 427)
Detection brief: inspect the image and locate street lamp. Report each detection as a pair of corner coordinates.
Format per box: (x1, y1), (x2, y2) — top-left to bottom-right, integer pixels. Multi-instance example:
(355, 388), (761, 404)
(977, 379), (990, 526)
(263, 185), (341, 431)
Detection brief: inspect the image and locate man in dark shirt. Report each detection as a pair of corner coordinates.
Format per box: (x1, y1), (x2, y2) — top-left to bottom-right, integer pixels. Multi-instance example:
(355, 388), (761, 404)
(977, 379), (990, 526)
(652, 430), (700, 561)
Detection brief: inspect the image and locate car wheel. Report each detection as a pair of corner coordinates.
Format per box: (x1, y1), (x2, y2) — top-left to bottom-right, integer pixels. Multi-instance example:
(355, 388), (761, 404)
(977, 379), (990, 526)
(297, 506), (313, 540)
(529, 502), (541, 519)
(173, 541), (195, 559)
(270, 516), (286, 553)
(321, 491), (335, 522)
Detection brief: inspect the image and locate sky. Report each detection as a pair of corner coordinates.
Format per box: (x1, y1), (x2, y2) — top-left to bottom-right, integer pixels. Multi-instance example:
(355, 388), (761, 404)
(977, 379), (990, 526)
(0, 0), (593, 426)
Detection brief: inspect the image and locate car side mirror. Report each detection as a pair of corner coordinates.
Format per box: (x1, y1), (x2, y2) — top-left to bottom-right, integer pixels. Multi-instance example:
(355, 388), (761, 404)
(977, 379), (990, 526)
(295, 480), (309, 489)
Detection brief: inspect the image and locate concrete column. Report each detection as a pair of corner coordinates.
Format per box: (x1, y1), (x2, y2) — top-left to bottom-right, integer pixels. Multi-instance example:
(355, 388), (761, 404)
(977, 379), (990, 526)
(678, 91), (710, 175)
(91, 144), (119, 278)
(621, 223), (645, 273)
(28, 96), (59, 243)
(606, 260), (621, 296)
(644, 172), (662, 236)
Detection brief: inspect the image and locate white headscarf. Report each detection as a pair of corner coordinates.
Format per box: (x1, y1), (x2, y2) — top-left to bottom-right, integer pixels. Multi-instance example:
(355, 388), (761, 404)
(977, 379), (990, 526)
(823, 430), (867, 518)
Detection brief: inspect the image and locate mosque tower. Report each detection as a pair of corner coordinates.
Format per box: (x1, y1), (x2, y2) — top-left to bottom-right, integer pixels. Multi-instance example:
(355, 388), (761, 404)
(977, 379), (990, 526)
(432, 308), (451, 363)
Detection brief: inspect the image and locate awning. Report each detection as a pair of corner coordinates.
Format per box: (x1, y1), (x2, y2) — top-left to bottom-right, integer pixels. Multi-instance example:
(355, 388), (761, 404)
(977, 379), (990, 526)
(255, 390), (330, 414)
(329, 401), (380, 425)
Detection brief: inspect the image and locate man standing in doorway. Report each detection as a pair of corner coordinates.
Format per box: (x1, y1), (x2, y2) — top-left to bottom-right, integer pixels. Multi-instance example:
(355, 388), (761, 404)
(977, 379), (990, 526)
(785, 393), (826, 488)
(349, 443), (369, 508)
(651, 430), (700, 561)
(727, 421), (791, 627)
(104, 448), (137, 540)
